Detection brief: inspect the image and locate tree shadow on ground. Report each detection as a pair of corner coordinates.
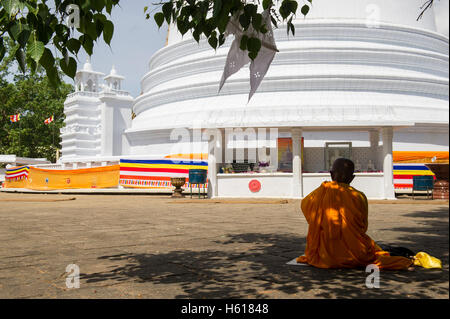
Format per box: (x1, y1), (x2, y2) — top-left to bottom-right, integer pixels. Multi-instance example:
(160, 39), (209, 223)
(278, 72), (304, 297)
(81, 207), (448, 299)
(378, 206), (449, 261)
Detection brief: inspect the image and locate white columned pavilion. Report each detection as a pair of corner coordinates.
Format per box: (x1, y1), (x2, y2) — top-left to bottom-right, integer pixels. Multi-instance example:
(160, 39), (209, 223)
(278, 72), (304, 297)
(292, 128), (303, 199)
(382, 127), (395, 199)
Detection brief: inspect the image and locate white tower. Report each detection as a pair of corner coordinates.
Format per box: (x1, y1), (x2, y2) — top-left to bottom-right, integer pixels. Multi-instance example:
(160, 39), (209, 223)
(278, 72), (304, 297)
(74, 57), (105, 92)
(104, 65), (125, 91)
(61, 62), (133, 164)
(99, 65), (134, 157)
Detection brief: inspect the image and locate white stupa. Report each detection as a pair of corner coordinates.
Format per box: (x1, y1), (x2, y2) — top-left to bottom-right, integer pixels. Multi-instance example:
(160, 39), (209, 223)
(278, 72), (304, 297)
(127, 0), (448, 160)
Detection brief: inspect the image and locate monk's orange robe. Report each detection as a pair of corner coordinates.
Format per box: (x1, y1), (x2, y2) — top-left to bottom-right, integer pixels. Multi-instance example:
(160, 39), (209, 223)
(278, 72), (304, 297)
(297, 181), (413, 270)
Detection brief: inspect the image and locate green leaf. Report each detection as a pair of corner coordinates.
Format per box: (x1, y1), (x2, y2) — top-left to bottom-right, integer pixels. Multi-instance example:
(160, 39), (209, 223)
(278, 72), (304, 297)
(162, 2), (173, 24)
(39, 47), (54, 71)
(2, 0), (22, 16)
(260, 24), (268, 34)
(154, 12), (165, 28)
(252, 13), (262, 31)
(66, 39), (81, 54)
(248, 51), (257, 60)
(279, 3), (289, 19)
(219, 33), (225, 46)
(239, 13), (250, 30)
(247, 37), (261, 53)
(79, 35), (94, 56)
(0, 39), (6, 62)
(192, 29), (201, 43)
(92, 0), (105, 12)
(263, 0), (273, 10)
(59, 57), (77, 78)
(244, 4), (257, 18)
(208, 35), (218, 50)
(39, 48), (60, 87)
(102, 20), (114, 45)
(287, 17), (295, 36)
(280, 0), (298, 19)
(85, 21), (98, 41)
(289, 0), (298, 15)
(301, 4), (310, 16)
(240, 35), (248, 51)
(106, 0), (113, 14)
(176, 18), (189, 36)
(27, 37), (45, 64)
(271, 16), (278, 28)
(213, 0), (222, 18)
(9, 21), (23, 41)
(217, 11), (229, 34)
(15, 47), (26, 73)
(17, 29), (31, 48)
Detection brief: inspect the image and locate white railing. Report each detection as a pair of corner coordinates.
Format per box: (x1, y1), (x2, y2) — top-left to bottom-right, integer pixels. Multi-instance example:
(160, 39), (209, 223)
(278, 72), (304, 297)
(67, 91), (100, 99)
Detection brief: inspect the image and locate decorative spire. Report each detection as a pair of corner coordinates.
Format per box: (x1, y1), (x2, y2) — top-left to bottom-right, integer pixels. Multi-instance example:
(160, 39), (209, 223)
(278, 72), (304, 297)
(110, 65), (117, 76)
(83, 56), (93, 71)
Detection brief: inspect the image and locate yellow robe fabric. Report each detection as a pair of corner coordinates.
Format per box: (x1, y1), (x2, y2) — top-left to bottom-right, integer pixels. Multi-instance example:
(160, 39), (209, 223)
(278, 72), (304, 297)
(297, 181), (413, 270)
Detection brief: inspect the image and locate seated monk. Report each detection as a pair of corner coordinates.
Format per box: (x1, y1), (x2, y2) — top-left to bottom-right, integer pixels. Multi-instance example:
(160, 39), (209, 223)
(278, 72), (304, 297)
(297, 158), (413, 270)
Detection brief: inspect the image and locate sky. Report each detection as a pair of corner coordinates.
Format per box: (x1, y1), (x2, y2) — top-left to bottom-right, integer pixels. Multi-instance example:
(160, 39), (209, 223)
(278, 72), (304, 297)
(434, 0), (450, 36)
(75, 1), (168, 97)
(73, 0), (448, 98)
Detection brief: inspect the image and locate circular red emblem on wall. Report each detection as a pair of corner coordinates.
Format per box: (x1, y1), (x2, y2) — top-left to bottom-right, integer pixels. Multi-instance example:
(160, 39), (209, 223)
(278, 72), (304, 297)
(66, 178), (71, 184)
(249, 180), (261, 193)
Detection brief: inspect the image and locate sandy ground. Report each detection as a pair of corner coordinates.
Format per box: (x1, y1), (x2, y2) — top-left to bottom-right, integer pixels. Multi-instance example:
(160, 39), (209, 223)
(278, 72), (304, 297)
(0, 192), (448, 299)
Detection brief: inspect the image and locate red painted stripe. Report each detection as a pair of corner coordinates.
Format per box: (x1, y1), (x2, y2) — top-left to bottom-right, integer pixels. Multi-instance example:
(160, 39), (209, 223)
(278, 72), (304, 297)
(393, 174), (436, 180)
(120, 167), (189, 173)
(393, 175), (415, 179)
(394, 184), (413, 188)
(119, 175), (172, 181)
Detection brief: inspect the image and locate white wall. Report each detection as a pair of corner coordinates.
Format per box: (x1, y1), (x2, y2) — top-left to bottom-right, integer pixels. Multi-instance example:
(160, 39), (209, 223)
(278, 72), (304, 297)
(217, 173), (293, 198)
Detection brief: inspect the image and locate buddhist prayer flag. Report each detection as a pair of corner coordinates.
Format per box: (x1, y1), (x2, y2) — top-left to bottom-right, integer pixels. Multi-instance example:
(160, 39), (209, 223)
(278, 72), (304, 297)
(393, 163), (435, 190)
(5, 165), (29, 181)
(119, 158), (208, 189)
(219, 8), (278, 101)
(9, 113), (20, 122)
(44, 115), (54, 124)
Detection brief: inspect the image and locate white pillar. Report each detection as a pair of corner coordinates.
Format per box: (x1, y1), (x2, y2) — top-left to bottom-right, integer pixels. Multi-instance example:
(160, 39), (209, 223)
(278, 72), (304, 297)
(369, 129), (380, 170)
(292, 128), (303, 199)
(207, 130), (221, 198)
(382, 127), (395, 199)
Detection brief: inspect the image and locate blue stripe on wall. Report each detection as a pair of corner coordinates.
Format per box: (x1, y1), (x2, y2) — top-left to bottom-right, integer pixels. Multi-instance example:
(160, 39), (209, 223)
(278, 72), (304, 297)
(393, 165), (431, 171)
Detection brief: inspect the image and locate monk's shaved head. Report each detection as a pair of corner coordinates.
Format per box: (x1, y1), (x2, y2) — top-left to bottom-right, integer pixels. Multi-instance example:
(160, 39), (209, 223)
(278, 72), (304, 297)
(330, 158), (355, 185)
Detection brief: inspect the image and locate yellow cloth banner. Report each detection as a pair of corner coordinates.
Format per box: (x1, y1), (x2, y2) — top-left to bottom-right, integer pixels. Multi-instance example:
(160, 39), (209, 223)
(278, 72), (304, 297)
(4, 165), (120, 190)
(393, 151), (449, 164)
(3, 178), (29, 189)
